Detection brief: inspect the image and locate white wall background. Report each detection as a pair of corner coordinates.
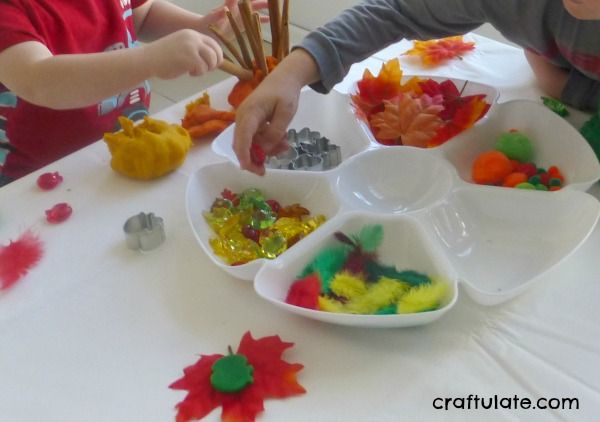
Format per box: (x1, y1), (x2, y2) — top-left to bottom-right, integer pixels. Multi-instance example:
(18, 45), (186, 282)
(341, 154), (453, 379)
(168, 1), (510, 44)
(169, 0), (360, 31)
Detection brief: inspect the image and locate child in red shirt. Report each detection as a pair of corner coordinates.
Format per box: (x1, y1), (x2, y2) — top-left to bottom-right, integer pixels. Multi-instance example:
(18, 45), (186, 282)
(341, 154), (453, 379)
(0, 0), (266, 185)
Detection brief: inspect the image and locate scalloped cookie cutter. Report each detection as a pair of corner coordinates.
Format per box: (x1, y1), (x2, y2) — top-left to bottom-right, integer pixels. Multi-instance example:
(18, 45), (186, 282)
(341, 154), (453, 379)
(124, 212), (165, 252)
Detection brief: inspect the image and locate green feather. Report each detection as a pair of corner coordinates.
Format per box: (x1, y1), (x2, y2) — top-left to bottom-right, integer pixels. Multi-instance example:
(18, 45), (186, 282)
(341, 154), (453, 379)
(353, 224), (383, 253)
(365, 261), (431, 286)
(299, 245), (350, 293)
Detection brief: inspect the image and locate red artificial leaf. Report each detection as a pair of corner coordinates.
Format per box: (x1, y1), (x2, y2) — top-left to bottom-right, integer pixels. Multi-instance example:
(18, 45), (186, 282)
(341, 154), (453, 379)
(0, 230), (43, 290)
(404, 36), (475, 66)
(428, 94), (490, 147)
(170, 332), (305, 422)
(351, 58), (403, 115)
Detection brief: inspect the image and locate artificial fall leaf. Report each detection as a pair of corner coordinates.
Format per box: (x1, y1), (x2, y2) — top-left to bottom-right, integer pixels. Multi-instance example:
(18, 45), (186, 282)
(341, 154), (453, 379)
(428, 94), (490, 147)
(170, 332), (305, 422)
(351, 58), (404, 114)
(404, 36), (475, 66)
(0, 230), (43, 290)
(369, 94), (444, 147)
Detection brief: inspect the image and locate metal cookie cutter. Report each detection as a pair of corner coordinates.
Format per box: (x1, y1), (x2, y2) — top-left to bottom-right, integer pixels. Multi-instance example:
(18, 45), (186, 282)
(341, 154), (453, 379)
(270, 127), (342, 171)
(124, 212), (165, 252)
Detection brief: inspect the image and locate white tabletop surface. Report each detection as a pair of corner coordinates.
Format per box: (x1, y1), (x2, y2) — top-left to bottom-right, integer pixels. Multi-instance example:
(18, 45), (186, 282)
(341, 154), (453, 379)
(1, 34), (599, 422)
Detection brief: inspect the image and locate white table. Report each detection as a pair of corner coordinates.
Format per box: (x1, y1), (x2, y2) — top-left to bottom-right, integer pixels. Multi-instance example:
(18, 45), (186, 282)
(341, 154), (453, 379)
(1, 35), (599, 422)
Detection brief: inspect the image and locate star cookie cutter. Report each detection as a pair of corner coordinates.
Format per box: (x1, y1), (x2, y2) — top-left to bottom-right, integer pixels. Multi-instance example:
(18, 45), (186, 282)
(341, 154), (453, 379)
(124, 212), (165, 252)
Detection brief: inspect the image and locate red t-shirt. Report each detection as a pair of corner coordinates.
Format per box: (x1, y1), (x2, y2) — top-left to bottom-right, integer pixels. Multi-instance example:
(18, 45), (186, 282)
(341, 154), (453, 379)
(0, 0), (150, 180)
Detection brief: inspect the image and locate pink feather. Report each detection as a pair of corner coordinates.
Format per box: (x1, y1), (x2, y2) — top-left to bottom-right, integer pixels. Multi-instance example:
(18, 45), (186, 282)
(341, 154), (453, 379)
(0, 230), (44, 290)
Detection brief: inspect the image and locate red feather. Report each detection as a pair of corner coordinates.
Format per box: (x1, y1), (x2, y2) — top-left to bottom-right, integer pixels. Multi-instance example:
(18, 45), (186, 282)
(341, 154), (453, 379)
(0, 230), (44, 290)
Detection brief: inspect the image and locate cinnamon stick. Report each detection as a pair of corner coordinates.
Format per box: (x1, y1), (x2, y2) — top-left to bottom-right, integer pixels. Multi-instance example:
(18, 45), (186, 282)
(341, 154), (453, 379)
(279, 0), (290, 58)
(253, 12), (269, 74)
(226, 7), (253, 69)
(267, 0), (281, 59)
(238, 0), (261, 65)
(209, 24), (247, 69)
(219, 58), (253, 81)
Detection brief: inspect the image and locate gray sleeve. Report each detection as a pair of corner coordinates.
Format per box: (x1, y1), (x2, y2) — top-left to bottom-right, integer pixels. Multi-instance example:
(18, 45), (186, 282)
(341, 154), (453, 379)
(299, 0), (486, 93)
(561, 68), (600, 112)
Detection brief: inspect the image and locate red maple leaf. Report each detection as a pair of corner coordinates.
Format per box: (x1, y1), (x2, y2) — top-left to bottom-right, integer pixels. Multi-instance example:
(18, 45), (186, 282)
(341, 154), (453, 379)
(170, 332), (305, 422)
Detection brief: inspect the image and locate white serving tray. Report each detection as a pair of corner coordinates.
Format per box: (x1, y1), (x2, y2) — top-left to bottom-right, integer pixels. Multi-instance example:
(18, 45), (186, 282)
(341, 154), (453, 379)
(187, 84), (600, 327)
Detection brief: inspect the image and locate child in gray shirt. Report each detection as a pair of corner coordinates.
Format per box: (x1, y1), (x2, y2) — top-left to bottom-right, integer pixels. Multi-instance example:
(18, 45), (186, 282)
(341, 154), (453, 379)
(233, 0), (600, 174)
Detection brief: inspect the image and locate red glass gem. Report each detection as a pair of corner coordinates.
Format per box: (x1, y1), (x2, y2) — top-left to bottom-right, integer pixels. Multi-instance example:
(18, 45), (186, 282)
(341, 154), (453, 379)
(45, 203), (73, 224)
(250, 143), (266, 166)
(37, 172), (63, 190)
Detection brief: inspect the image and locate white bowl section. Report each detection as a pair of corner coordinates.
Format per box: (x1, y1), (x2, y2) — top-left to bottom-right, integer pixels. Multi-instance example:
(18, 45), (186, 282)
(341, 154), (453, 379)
(212, 88), (372, 168)
(335, 147), (456, 213)
(186, 80), (600, 327)
(351, 76), (499, 147)
(254, 212), (459, 328)
(185, 161), (341, 281)
(419, 186), (600, 305)
(439, 99), (600, 191)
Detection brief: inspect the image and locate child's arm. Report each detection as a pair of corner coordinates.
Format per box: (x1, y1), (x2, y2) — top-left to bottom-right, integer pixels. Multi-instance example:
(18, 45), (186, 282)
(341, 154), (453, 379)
(524, 50), (568, 100)
(0, 31), (221, 110)
(134, 0), (268, 42)
(233, 48), (320, 175)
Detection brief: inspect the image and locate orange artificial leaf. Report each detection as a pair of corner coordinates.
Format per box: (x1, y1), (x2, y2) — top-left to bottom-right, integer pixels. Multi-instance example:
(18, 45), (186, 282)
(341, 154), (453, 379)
(370, 95), (444, 147)
(404, 36), (475, 66)
(170, 332), (305, 422)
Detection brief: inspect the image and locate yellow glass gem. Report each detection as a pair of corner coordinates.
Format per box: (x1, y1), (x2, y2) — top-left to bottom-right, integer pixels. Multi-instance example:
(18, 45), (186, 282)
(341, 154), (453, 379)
(104, 116), (192, 180)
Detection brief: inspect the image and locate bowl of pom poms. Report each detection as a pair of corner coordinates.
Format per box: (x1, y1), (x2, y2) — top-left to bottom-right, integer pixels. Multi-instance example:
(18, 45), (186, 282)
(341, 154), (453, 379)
(188, 59), (600, 327)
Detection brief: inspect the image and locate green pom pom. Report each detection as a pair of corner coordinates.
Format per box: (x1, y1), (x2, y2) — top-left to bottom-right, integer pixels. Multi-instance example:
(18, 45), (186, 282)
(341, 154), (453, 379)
(515, 182), (536, 190)
(535, 184), (548, 191)
(495, 131), (534, 162)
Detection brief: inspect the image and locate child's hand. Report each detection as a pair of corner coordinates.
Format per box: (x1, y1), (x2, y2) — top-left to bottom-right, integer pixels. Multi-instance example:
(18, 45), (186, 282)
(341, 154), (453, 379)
(202, 0), (269, 40)
(144, 29), (223, 79)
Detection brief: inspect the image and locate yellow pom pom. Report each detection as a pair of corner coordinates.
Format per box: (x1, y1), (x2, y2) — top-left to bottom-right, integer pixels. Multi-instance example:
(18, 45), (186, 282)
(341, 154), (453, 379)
(346, 277), (407, 314)
(318, 295), (346, 313)
(396, 277), (450, 314)
(329, 271), (367, 300)
(104, 116), (192, 180)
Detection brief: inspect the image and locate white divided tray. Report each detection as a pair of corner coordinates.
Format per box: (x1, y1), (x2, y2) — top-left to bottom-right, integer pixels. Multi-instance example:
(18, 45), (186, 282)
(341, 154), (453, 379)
(187, 84), (600, 327)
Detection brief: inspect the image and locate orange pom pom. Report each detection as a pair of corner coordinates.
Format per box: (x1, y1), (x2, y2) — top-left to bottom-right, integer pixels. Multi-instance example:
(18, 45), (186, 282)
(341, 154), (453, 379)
(502, 172), (528, 187)
(472, 150), (513, 185)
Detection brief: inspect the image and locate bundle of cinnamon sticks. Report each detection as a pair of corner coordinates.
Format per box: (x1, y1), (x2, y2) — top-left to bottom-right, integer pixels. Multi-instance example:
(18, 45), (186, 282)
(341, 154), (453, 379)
(213, 0), (290, 81)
